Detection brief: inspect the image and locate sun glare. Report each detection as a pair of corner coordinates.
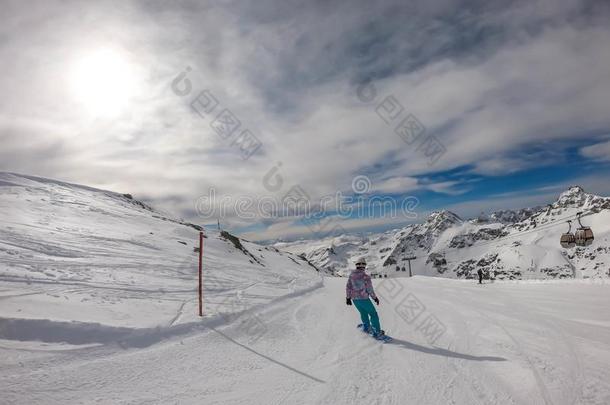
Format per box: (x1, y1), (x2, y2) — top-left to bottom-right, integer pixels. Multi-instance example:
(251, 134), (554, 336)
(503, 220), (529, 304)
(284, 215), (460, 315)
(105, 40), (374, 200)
(70, 48), (136, 117)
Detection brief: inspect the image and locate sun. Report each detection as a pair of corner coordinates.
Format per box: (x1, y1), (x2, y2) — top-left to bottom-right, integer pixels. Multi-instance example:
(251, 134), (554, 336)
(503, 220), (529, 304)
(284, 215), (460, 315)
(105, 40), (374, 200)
(69, 48), (136, 117)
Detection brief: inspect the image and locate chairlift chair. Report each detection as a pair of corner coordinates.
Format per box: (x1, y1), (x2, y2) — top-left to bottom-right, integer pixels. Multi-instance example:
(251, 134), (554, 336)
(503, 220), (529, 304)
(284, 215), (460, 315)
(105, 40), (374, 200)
(574, 212), (594, 247)
(560, 220), (576, 248)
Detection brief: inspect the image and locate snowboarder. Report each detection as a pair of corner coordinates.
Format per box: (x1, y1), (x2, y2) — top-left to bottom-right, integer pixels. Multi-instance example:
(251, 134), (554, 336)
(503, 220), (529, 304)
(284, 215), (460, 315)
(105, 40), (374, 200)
(346, 258), (385, 339)
(477, 268), (483, 284)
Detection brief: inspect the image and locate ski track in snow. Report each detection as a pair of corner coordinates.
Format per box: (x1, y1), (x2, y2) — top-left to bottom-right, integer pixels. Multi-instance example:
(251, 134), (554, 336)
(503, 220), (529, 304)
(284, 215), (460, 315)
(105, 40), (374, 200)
(168, 300), (188, 327)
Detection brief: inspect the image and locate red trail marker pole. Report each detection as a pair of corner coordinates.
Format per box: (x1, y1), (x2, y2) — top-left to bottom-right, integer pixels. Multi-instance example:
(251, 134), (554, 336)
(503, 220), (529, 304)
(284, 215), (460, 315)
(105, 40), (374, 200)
(198, 231), (203, 317)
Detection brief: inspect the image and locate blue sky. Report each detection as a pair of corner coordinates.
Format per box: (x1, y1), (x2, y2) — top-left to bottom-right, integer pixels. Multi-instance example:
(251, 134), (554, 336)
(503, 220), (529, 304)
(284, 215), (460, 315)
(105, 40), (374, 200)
(1, 0), (610, 241)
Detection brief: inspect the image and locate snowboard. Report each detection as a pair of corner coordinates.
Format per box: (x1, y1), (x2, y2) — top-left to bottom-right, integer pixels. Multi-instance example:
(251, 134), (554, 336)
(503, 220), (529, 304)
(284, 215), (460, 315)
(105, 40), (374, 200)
(357, 324), (392, 342)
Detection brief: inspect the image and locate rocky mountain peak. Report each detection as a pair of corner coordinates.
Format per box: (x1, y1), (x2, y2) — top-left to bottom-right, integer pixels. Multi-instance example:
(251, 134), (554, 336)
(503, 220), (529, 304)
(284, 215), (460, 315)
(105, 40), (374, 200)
(489, 207), (540, 224)
(425, 210), (462, 233)
(553, 186), (606, 210)
(557, 186), (586, 203)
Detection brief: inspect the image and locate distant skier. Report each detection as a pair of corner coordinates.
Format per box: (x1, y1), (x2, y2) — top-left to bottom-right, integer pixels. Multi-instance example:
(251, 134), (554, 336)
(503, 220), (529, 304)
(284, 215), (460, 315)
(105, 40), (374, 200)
(346, 258), (385, 338)
(477, 268), (483, 284)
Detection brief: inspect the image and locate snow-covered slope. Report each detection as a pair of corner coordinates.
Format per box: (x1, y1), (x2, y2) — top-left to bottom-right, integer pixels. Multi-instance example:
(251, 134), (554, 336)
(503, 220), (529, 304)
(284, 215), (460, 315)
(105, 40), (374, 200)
(278, 187), (610, 280)
(0, 172), (320, 346)
(1, 174), (610, 405)
(3, 276), (610, 404)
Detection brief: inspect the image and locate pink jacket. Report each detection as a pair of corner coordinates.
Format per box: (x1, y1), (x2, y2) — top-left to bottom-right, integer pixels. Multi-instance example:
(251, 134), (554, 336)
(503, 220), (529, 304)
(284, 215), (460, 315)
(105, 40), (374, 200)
(346, 268), (377, 300)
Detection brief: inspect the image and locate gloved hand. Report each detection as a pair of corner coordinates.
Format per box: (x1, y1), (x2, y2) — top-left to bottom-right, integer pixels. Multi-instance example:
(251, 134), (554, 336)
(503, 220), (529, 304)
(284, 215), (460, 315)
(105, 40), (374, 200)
(373, 297), (380, 305)
(346, 297), (352, 306)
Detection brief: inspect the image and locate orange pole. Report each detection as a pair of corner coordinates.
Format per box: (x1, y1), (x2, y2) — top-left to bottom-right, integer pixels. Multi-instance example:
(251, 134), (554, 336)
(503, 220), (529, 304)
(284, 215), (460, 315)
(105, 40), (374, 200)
(198, 231), (203, 317)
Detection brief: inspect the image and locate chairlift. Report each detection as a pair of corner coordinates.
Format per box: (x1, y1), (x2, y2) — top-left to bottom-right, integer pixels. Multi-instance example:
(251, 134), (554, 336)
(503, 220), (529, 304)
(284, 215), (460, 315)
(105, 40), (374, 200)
(560, 220), (576, 248)
(574, 212), (594, 247)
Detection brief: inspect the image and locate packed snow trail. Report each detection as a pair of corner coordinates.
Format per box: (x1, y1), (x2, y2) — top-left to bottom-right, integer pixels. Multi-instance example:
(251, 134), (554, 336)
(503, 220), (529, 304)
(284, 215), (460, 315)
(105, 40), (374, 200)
(2, 277), (610, 405)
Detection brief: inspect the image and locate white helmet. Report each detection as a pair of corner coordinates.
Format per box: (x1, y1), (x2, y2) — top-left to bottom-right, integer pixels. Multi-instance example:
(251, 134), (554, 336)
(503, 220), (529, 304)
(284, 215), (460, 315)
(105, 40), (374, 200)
(355, 257), (367, 267)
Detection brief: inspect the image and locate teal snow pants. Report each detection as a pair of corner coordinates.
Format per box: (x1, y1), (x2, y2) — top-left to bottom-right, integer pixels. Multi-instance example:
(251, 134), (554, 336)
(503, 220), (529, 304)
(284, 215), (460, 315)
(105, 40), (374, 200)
(353, 298), (381, 333)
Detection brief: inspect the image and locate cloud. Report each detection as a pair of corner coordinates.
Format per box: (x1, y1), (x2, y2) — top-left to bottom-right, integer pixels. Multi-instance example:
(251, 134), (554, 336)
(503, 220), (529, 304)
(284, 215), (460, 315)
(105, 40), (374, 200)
(580, 139), (610, 162)
(240, 214), (420, 242)
(423, 180), (467, 195)
(1, 0), (610, 240)
(372, 177), (419, 194)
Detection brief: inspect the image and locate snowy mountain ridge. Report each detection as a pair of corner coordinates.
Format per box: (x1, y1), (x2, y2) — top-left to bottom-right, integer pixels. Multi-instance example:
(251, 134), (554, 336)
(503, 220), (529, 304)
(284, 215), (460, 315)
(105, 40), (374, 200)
(277, 186), (610, 279)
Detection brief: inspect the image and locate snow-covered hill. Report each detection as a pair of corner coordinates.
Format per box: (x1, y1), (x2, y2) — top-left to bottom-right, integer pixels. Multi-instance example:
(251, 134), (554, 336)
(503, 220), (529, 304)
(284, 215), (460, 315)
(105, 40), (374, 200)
(0, 172), (321, 348)
(277, 187), (610, 280)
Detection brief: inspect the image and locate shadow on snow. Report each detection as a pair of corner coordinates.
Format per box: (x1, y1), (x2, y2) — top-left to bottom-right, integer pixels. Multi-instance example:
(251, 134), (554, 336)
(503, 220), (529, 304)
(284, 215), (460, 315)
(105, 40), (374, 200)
(388, 338), (507, 362)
